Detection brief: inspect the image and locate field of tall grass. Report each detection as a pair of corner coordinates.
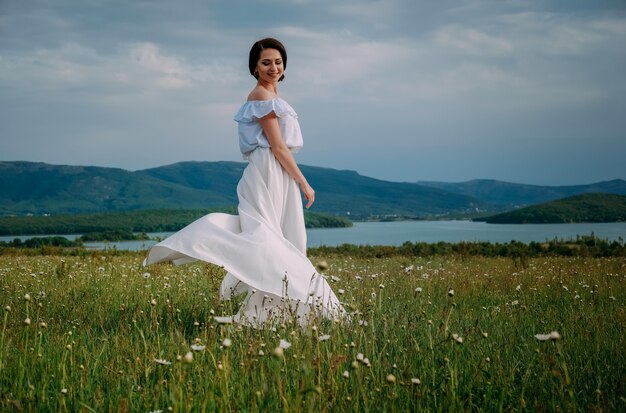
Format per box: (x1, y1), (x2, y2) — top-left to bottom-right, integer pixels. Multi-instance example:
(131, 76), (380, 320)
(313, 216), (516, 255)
(0, 252), (624, 411)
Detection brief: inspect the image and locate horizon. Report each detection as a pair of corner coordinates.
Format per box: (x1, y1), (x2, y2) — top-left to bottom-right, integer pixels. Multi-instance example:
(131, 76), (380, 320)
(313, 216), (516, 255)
(1, 1), (625, 186)
(2, 158), (623, 188)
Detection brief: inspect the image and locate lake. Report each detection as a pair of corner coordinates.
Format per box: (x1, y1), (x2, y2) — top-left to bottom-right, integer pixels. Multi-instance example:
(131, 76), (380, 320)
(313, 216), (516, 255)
(2, 220), (624, 251)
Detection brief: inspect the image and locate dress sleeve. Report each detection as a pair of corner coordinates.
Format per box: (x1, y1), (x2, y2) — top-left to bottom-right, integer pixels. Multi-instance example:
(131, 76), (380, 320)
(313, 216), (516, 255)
(234, 99), (298, 123)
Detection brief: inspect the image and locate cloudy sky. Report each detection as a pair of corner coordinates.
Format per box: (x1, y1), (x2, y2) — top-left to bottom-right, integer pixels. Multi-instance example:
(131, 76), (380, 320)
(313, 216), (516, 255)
(1, 0), (625, 185)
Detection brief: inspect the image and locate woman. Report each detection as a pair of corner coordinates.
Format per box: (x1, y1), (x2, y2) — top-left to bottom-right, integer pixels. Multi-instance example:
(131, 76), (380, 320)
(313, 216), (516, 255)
(144, 38), (344, 327)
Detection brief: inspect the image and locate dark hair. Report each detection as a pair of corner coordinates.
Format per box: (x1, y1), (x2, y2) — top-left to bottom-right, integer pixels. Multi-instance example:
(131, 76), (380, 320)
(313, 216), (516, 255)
(248, 38), (287, 82)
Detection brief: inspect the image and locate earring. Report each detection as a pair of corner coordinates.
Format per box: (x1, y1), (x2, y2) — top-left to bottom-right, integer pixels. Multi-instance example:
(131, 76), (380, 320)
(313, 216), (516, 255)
(254, 70), (258, 77)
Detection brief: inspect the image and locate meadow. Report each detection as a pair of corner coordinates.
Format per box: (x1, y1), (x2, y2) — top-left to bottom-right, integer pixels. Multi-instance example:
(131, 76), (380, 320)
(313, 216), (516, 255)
(0, 251), (624, 412)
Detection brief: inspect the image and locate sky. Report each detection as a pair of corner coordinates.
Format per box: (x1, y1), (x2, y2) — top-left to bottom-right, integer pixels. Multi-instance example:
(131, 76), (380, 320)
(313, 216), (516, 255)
(1, 0), (625, 186)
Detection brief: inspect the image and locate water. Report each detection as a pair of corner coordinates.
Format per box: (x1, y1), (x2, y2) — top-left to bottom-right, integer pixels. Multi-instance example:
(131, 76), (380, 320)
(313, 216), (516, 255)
(1, 221), (624, 251)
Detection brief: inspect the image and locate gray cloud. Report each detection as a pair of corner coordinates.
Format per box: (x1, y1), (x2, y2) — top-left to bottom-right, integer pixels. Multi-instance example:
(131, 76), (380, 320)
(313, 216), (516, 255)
(1, 0), (625, 185)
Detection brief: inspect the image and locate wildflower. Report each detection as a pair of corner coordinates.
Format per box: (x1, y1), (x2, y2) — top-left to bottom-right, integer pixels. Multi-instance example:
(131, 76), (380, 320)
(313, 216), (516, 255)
(516, 284), (522, 291)
(318, 335), (331, 342)
(183, 351), (193, 363)
(482, 332), (488, 338)
(3, 305), (10, 312)
(272, 346), (284, 358)
(511, 300), (519, 306)
(415, 287), (423, 293)
(404, 265), (413, 273)
(355, 276), (362, 281)
(330, 275), (340, 282)
(213, 316), (233, 324)
(23, 318), (31, 326)
(154, 358), (172, 365)
(193, 321), (200, 327)
(150, 299), (157, 306)
(451, 334), (463, 344)
(411, 378), (421, 385)
(447, 289), (455, 297)
(222, 338), (232, 348)
(351, 361), (359, 369)
(65, 344), (72, 351)
(191, 344), (206, 352)
(356, 353), (364, 362)
(279, 339), (291, 349)
(485, 357), (491, 363)
(143, 272), (151, 279)
(386, 374), (396, 383)
(61, 388), (68, 395)
(39, 322), (47, 329)
(534, 331), (561, 341)
(343, 370), (350, 378)
(338, 289), (345, 295)
(258, 349), (265, 356)
(24, 294), (31, 302)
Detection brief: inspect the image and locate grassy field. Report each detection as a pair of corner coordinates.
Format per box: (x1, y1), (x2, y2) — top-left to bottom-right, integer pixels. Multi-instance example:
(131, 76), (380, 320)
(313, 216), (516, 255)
(0, 252), (624, 412)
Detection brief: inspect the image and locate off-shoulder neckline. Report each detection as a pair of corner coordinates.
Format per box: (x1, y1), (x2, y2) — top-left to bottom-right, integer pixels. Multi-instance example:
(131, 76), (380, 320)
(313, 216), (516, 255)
(245, 97), (285, 103)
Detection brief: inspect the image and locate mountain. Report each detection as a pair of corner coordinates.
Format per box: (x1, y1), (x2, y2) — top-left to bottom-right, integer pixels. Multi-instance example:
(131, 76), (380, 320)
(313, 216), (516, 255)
(0, 161), (483, 218)
(476, 193), (626, 224)
(416, 179), (626, 207)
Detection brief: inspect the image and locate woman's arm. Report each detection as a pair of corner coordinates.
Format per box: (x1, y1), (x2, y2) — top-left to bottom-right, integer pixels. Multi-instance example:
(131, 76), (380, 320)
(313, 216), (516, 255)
(258, 113), (315, 208)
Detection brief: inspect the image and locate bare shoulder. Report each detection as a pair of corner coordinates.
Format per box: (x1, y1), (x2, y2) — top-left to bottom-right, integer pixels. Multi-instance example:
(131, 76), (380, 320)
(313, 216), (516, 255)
(247, 87), (275, 102)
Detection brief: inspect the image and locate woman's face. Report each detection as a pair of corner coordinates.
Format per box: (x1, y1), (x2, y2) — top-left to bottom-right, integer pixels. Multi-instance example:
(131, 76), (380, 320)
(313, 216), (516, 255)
(255, 48), (284, 83)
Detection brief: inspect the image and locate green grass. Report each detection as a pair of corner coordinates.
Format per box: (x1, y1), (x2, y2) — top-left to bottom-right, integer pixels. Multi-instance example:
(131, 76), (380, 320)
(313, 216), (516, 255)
(0, 253), (624, 411)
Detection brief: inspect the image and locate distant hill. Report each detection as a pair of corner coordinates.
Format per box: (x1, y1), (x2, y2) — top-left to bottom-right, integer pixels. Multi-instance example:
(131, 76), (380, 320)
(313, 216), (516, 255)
(0, 208), (352, 236)
(0, 161), (483, 218)
(417, 179), (626, 207)
(475, 193), (626, 224)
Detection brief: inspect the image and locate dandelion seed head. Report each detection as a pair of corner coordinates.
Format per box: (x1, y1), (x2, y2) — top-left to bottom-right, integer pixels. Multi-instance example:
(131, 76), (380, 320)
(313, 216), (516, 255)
(316, 261), (329, 271)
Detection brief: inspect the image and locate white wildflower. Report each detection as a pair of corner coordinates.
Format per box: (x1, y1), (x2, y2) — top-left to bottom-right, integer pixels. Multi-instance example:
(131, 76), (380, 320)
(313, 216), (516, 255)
(534, 331), (561, 341)
(154, 358), (172, 365)
(191, 344), (206, 352)
(222, 338), (232, 348)
(318, 334), (331, 342)
(279, 339), (291, 349)
(213, 316), (233, 324)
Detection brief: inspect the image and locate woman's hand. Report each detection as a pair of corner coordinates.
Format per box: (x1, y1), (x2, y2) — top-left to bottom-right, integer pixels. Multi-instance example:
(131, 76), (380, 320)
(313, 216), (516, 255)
(300, 182), (315, 208)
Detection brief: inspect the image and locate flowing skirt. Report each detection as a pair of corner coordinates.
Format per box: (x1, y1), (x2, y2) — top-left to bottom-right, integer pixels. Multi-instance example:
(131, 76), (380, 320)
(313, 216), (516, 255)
(144, 148), (344, 327)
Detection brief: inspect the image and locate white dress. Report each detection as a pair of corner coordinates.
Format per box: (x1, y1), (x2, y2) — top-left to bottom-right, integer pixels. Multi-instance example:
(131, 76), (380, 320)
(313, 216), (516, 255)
(144, 98), (344, 327)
